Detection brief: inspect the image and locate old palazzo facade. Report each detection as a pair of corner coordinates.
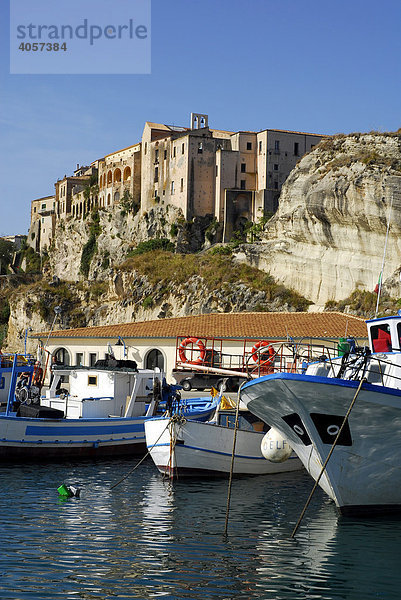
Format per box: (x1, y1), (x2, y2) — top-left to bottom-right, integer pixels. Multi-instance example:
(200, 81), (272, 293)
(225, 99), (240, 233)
(27, 113), (326, 252)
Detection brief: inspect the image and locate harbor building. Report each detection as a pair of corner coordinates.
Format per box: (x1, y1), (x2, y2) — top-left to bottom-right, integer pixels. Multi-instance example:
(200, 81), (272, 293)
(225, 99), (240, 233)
(31, 312), (367, 384)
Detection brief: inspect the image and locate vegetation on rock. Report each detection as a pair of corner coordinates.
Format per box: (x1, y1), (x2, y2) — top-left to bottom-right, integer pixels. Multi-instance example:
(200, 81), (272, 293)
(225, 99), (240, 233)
(80, 209), (101, 277)
(120, 249), (310, 311)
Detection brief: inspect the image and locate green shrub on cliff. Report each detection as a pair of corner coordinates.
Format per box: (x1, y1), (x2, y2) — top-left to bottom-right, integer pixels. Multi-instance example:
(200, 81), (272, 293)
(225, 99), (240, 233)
(80, 210), (101, 277)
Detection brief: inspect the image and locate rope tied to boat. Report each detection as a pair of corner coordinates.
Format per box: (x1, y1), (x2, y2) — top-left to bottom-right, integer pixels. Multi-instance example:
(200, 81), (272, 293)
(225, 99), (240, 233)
(110, 419), (171, 490)
(165, 414), (186, 480)
(291, 377), (367, 538)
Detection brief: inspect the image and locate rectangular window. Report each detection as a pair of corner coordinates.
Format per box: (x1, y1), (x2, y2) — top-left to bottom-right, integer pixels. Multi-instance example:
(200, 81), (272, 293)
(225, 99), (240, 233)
(246, 142), (252, 150)
(154, 166), (159, 182)
(33, 207), (36, 213)
(164, 149), (167, 160)
(75, 353), (83, 366)
(216, 165), (218, 177)
(259, 141), (262, 153)
(41, 203), (46, 209)
(274, 140), (280, 154)
(240, 180), (246, 190)
(171, 181), (175, 194)
(198, 142), (203, 154)
(274, 164), (279, 171)
(155, 149), (159, 162)
(274, 181), (279, 190)
(88, 375), (98, 387)
(89, 353), (97, 367)
(182, 143), (185, 154)
(241, 163), (246, 173)
(180, 178), (184, 192)
(173, 146), (176, 158)
(144, 142), (147, 155)
(294, 142), (299, 156)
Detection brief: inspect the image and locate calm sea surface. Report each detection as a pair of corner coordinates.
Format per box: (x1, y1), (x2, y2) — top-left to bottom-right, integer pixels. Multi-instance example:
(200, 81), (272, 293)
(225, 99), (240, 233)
(0, 457), (400, 600)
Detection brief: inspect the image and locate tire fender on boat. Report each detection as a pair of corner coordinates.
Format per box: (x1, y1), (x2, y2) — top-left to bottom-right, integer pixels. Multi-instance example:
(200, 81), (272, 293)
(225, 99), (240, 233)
(261, 428), (293, 462)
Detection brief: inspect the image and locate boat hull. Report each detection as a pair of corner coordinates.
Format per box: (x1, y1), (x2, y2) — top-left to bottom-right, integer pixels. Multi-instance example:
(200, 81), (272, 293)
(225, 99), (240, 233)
(0, 414), (148, 461)
(241, 373), (401, 515)
(145, 417), (302, 478)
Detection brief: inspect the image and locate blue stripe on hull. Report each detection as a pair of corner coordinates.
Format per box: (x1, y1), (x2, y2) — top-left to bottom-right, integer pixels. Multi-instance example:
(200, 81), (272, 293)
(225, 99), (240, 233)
(151, 442), (266, 461)
(24, 423), (144, 436)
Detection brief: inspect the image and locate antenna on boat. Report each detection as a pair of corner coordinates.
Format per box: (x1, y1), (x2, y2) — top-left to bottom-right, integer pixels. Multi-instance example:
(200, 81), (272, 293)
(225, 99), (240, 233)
(375, 188), (395, 317)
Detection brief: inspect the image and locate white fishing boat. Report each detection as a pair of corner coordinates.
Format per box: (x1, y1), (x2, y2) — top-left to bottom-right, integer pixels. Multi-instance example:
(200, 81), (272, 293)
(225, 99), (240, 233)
(144, 398), (303, 478)
(0, 354), (218, 461)
(240, 313), (401, 515)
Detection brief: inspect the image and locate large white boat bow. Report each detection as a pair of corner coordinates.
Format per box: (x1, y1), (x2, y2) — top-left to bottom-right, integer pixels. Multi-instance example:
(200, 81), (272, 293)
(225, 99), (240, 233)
(240, 314), (401, 515)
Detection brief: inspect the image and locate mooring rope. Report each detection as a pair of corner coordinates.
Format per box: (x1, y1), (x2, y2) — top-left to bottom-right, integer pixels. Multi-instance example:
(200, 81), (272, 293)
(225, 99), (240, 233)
(164, 414), (186, 480)
(110, 418), (171, 490)
(291, 377), (366, 538)
(223, 395), (241, 536)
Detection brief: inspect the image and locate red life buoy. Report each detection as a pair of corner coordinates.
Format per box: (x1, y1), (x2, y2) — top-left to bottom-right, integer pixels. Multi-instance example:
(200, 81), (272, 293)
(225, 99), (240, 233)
(179, 337), (206, 365)
(251, 341), (275, 367)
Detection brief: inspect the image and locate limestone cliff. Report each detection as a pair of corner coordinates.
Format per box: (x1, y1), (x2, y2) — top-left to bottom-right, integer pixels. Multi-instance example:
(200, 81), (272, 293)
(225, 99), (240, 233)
(235, 132), (401, 307)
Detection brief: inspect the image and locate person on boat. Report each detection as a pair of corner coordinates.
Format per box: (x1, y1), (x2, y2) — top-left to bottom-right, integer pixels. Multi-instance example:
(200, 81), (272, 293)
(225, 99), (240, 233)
(49, 355), (62, 390)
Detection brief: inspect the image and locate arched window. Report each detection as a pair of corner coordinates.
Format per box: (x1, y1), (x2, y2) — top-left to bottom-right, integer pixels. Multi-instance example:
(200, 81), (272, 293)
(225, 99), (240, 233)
(146, 349), (164, 371)
(107, 193), (111, 205)
(103, 174), (106, 187)
(53, 347), (70, 366)
(114, 168), (122, 183)
(114, 191), (120, 203)
(123, 166), (131, 182)
(107, 170), (113, 185)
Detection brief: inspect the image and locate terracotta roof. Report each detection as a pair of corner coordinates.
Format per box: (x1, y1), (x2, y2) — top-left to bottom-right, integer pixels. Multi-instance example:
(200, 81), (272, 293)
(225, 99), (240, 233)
(32, 312), (368, 341)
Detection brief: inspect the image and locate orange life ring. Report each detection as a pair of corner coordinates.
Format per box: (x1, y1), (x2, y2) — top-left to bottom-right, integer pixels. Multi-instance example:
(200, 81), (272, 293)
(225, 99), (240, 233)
(179, 337), (206, 365)
(251, 341), (275, 367)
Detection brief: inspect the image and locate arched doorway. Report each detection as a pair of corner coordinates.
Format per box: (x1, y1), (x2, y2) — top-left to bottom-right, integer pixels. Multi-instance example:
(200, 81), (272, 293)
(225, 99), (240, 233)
(53, 347), (70, 366)
(145, 349), (164, 371)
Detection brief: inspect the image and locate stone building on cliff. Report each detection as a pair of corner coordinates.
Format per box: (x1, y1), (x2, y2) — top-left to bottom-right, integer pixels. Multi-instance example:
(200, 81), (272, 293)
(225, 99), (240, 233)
(27, 113), (326, 250)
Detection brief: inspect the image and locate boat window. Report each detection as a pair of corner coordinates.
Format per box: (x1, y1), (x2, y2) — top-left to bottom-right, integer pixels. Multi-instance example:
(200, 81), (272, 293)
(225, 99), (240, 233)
(88, 376), (98, 387)
(370, 324), (392, 353)
(397, 324), (401, 351)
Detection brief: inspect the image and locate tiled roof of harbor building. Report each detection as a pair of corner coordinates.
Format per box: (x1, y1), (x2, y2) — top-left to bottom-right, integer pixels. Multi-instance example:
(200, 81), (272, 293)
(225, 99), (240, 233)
(32, 312), (368, 341)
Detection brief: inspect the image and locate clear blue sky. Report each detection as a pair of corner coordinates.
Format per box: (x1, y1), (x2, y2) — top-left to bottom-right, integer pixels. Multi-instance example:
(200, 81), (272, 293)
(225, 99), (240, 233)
(1, 0), (400, 235)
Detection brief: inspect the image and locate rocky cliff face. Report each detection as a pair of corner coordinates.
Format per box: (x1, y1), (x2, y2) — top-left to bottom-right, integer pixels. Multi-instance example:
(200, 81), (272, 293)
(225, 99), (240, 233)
(236, 133), (401, 307)
(47, 205), (215, 282)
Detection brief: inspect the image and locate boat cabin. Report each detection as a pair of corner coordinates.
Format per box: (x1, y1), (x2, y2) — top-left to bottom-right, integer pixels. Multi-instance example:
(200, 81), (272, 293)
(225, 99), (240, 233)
(42, 366), (163, 419)
(366, 315), (401, 354)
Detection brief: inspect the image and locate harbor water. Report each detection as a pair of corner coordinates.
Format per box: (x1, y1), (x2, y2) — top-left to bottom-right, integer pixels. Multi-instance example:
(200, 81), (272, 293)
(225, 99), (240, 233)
(0, 457), (400, 600)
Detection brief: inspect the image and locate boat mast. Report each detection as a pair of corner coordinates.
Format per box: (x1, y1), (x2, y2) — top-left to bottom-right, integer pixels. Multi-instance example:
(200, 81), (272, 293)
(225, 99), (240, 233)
(375, 192), (394, 317)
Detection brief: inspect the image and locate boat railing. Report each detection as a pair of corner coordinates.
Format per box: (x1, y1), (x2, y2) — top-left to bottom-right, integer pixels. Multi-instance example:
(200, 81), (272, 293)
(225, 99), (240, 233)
(245, 340), (341, 378)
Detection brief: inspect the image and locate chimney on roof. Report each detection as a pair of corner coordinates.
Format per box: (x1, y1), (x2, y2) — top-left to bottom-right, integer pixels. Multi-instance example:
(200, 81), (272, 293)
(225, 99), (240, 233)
(190, 113), (208, 130)
(76, 164), (79, 170)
